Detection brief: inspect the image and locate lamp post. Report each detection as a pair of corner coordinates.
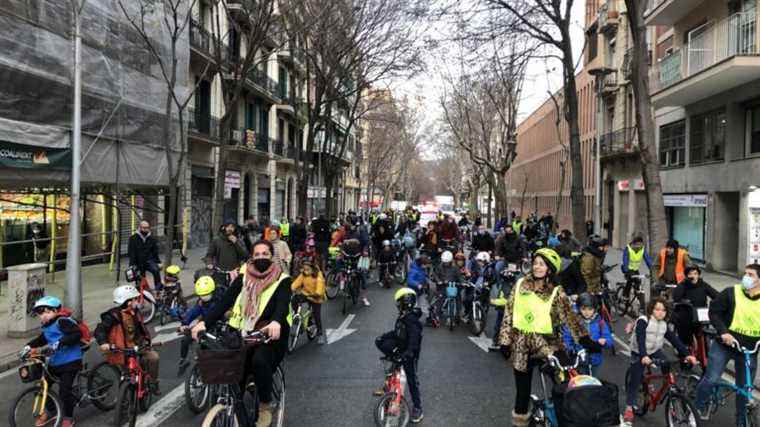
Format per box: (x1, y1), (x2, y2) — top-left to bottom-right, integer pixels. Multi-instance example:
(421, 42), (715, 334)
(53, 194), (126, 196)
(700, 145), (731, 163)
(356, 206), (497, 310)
(588, 66), (615, 237)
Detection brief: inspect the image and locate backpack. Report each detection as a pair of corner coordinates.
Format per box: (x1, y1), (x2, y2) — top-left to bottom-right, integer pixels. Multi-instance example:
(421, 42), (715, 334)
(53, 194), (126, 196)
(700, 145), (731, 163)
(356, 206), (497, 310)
(552, 380), (620, 426)
(57, 307), (93, 346)
(558, 256), (587, 296)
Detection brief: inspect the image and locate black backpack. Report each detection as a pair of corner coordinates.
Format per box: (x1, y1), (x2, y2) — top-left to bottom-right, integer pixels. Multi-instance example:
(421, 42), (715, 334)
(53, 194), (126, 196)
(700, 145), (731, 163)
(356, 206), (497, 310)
(552, 380), (620, 427)
(557, 255), (587, 296)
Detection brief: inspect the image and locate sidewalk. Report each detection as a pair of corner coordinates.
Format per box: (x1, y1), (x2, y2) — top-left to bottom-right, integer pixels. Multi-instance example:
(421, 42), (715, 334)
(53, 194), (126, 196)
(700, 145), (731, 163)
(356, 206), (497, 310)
(0, 246), (208, 373)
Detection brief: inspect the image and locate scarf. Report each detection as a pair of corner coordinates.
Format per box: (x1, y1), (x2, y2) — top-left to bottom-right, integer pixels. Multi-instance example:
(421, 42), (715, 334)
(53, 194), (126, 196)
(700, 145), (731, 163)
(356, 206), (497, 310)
(241, 262), (282, 333)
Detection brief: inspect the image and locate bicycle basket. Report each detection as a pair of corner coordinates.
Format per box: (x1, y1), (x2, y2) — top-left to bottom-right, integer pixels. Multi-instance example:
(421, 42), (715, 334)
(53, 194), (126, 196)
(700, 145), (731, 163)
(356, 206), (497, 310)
(552, 380), (620, 427)
(18, 361), (44, 383)
(196, 349), (246, 385)
(446, 284), (458, 298)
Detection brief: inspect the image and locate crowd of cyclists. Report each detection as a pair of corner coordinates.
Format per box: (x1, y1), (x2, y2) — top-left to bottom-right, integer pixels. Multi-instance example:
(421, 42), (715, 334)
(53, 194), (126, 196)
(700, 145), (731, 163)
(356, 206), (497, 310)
(11, 206), (760, 427)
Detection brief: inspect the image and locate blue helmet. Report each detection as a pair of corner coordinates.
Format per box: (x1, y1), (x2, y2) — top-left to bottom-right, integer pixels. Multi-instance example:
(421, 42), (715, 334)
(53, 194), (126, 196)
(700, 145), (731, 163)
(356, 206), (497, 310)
(33, 296), (62, 311)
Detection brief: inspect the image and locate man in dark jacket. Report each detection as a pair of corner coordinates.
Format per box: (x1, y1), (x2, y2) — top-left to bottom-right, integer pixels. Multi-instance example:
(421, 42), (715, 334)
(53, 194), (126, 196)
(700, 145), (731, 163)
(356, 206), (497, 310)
(672, 265), (718, 346)
(495, 226), (523, 264)
(205, 221), (248, 272)
(694, 264), (760, 424)
(471, 225), (495, 255)
(243, 216), (261, 253)
(290, 217), (308, 253)
(128, 221), (162, 289)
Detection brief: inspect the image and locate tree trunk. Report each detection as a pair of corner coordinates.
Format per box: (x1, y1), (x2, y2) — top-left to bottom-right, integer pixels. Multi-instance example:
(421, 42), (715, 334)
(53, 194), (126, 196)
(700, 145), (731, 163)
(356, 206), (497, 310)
(626, 0), (668, 252)
(494, 174), (508, 220)
(553, 150), (567, 233)
(519, 173), (528, 217)
(486, 182), (493, 228)
(160, 86), (177, 265)
(211, 118), (232, 237)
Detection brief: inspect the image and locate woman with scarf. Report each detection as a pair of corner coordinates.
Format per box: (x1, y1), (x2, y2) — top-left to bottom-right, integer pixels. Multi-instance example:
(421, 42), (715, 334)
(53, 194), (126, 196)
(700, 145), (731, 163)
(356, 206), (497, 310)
(498, 248), (602, 426)
(191, 240), (291, 427)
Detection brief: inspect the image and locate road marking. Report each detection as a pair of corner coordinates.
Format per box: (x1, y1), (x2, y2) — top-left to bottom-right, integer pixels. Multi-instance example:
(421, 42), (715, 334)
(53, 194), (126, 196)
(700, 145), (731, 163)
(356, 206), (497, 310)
(468, 334), (493, 353)
(134, 382), (185, 427)
(0, 365), (19, 380)
(153, 331), (184, 345)
(154, 321), (181, 333)
(325, 314), (357, 344)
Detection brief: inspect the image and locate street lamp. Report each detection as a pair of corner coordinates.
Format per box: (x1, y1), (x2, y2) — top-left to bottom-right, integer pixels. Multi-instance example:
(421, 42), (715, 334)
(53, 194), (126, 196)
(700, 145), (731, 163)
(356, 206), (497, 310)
(588, 66), (615, 237)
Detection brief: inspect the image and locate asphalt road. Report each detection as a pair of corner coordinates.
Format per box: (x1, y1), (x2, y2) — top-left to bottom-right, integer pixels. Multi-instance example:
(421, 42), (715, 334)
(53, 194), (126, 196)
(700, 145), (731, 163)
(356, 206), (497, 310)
(0, 266), (742, 427)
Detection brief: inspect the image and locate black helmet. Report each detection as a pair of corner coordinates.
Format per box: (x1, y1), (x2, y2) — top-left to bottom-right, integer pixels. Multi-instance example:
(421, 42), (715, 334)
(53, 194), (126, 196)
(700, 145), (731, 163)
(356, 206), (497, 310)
(577, 293), (598, 310)
(588, 234), (608, 248)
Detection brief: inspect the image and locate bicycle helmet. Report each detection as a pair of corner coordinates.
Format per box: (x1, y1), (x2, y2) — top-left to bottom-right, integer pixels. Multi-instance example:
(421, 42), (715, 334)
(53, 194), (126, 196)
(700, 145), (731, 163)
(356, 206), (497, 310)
(576, 293), (598, 310)
(195, 276), (216, 297)
(534, 248), (562, 274)
(403, 234), (416, 249)
(165, 264), (181, 282)
(113, 285), (140, 305)
(441, 251), (453, 263)
(382, 240), (391, 247)
(394, 288), (417, 312)
(475, 252), (491, 263)
(32, 296), (62, 312)
(588, 234), (609, 249)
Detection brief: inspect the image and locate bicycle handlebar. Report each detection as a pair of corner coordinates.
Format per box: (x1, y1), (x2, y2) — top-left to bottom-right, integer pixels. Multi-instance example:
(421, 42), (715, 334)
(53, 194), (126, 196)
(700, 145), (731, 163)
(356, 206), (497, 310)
(547, 350), (587, 372)
(731, 338), (760, 355)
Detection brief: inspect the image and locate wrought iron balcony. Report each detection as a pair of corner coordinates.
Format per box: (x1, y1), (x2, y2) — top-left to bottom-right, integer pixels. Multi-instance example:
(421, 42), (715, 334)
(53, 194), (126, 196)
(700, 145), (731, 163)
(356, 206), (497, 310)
(187, 107), (220, 141)
(599, 127), (638, 159)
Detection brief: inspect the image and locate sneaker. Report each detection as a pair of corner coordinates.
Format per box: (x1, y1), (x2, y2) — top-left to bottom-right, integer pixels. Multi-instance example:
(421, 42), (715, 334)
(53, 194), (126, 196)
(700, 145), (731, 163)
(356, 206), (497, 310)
(362, 298), (371, 307)
(695, 406), (710, 421)
(317, 334), (327, 345)
(623, 407), (634, 424)
(410, 408), (424, 423)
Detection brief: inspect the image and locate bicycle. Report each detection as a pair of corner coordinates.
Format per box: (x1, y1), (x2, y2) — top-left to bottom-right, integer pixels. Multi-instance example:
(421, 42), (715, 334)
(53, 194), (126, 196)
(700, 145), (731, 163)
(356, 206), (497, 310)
(288, 294), (318, 353)
(691, 339), (760, 426)
(460, 281), (491, 336)
(377, 261), (398, 289)
(625, 357), (698, 427)
(125, 266), (158, 323)
(198, 331), (286, 427)
(528, 351), (589, 427)
(440, 281), (462, 332)
(111, 342), (163, 427)
(337, 253), (362, 315)
(156, 277), (187, 326)
(10, 346), (121, 427)
(615, 273), (648, 318)
(374, 355), (410, 427)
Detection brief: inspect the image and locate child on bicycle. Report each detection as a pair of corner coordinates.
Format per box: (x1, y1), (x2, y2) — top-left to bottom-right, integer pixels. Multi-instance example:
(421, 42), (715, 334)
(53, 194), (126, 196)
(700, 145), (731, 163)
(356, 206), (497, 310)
(377, 240), (397, 284)
(624, 297), (697, 424)
(95, 285), (161, 395)
(177, 276), (219, 375)
(561, 293), (613, 377)
(375, 288), (424, 424)
(24, 296), (83, 427)
(291, 257), (327, 344)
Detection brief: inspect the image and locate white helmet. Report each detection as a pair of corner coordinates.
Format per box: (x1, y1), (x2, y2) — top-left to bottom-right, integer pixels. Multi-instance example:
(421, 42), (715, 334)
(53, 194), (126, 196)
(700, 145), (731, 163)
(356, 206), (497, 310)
(113, 285), (140, 305)
(475, 251), (491, 263)
(382, 240), (391, 247)
(441, 251), (453, 263)
(379, 213), (387, 220)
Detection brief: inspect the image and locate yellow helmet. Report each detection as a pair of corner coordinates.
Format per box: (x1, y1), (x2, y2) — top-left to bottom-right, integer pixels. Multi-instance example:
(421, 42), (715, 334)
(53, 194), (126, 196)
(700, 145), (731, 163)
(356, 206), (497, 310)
(534, 248), (562, 274)
(194, 276), (216, 296)
(166, 264), (181, 277)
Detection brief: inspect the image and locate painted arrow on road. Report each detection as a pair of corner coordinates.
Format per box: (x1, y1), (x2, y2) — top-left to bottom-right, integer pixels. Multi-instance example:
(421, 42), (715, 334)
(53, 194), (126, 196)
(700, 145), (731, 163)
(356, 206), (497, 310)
(468, 334), (494, 353)
(325, 314), (357, 344)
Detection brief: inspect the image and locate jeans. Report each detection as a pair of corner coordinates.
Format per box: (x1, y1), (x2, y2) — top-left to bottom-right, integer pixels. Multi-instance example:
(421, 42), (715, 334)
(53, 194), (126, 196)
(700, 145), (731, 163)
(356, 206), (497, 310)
(403, 357), (422, 411)
(626, 350), (667, 407)
(49, 361), (83, 418)
(140, 260), (163, 289)
(695, 341), (758, 426)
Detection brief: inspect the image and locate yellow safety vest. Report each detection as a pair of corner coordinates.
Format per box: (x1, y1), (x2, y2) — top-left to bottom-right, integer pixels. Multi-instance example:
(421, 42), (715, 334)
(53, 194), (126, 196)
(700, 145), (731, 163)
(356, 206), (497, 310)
(729, 285), (760, 338)
(512, 278), (559, 334)
(228, 272), (293, 330)
(627, 245), (645, 272)
(512, 220), (522, 234)
(280, 222), (290, 237)
(490, 290), (507, 308)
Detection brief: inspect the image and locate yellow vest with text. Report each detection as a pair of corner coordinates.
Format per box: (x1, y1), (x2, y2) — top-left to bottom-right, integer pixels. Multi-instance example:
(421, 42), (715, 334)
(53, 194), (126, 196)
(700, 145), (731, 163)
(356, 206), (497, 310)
(512, 278), (559, 334)
(228, 272), (293, 330)
(627, 245), (645, 272)
(729, 285), (760, 338)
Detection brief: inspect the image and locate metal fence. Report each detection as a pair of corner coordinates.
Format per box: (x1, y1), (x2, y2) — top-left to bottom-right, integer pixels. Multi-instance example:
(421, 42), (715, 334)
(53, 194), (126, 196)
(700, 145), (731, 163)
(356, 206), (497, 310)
(600, 127), (638, 157)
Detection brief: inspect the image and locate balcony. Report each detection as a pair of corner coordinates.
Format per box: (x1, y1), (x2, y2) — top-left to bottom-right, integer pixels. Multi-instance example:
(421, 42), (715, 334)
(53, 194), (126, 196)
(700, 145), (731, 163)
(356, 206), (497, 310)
(650, 12), (760, 107)
(644, 0), (707, 26)
(228, 0), (257, 24)
(187, 108), (220, 142)
(245, 68), (281, 102)
(229, 128), (270, 154)
(287, 145), (297, 160)
(600, 71), (619, 96)
(272, 139), (284, 156)
(599, 127), (638, 159)
(598, 3), (619, 37)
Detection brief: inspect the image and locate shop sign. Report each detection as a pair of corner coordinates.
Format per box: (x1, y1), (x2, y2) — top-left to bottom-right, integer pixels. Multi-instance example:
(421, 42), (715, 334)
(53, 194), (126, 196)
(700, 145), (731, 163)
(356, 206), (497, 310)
(224, 171), (241, 199)
(663, 194), (707, 207)
(307, 186), (326, 199)
(749, 208), (760, 262)
(0, 140), (71, 169)
(617, 179), (645, 191)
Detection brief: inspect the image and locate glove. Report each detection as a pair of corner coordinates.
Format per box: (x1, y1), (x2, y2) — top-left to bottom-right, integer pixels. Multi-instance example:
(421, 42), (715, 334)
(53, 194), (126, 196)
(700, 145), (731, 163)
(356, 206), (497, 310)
(579, 335), (603, 353)
(20, 345), (31, 358)
(49, 341), (60, 351)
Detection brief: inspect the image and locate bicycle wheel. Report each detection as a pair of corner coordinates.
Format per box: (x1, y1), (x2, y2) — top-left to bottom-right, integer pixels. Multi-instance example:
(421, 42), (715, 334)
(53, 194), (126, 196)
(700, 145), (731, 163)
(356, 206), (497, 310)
(306, 314), (318, 341)
(325, 272), (339, 300)
(624, 367), (649, 417)
(448, 300), (456, 332)
(665, 393), (698, 427)
(184, 364), (210, 414)
(272, 367), (286, 427)
(374, 393), (410, 427)
(615, 286), (632, 317)
(351, 276), (360, 306)
(9, 385), (63, 427)
(201, 403), (241, 427)
(140, 299), (156, 324)
(87, 361), (122, 411)
(114, 382), (138, 427)
(471, 303), (485, 336)
(288, 315), (302, 354)
(138, 382), (153, 413)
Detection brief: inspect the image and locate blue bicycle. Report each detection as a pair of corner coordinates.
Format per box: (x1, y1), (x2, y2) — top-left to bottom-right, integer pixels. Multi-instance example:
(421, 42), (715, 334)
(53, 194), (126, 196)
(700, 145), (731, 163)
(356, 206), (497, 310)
(440, 281), (461, 332)
(695, 339), (760, 427)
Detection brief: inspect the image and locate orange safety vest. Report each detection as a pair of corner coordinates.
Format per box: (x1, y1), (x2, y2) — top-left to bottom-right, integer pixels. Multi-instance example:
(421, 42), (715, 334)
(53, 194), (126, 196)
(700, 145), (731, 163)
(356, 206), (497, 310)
(658, 248), (686, 283)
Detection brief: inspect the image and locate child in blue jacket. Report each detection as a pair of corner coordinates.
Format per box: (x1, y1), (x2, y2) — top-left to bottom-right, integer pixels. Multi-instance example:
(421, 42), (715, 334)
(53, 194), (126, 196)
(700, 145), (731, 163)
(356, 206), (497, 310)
(562, 293), (613, 377)
(178, 276), (218, 375)
(406, 255), (430, 294)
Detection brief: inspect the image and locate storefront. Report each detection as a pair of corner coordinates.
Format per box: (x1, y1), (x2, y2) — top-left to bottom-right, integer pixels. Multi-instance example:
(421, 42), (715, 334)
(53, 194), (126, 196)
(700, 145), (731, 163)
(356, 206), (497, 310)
(223, 170), (241, 225)
(664, 194), (707, 261)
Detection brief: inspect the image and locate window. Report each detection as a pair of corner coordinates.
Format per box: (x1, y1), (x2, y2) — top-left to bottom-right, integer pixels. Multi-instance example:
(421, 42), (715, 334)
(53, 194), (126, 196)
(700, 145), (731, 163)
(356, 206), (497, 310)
(659, 120), (685, 167)
(748, 106), (760, 154)
(690, 109), (726, 164)
(587, 28), (598, 62)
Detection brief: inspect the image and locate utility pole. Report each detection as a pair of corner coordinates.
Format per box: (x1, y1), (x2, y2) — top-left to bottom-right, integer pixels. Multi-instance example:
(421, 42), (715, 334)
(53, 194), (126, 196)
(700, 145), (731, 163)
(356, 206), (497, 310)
(65, 0), (85, 319)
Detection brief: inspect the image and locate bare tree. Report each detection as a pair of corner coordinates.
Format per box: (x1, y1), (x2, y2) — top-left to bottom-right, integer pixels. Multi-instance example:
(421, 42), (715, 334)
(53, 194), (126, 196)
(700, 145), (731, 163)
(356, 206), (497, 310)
(547, 90), (568, 232)
(624, 0), (668, 252)
(117, 0), (211, 264)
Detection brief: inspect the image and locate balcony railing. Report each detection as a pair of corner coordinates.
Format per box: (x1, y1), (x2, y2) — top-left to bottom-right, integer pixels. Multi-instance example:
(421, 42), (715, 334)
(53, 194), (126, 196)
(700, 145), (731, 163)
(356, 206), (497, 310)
(247, 68), (280, 100)
(188, 107), (220, 141)
(651, 12), (758, 92)
(190, 19), (230, 64)
(599, 127), (638, 158)
(273, 139), (284, 156)
(598, 3), (619, 35)
(287, 145), (297, 159)
(230, 129), (270, 153)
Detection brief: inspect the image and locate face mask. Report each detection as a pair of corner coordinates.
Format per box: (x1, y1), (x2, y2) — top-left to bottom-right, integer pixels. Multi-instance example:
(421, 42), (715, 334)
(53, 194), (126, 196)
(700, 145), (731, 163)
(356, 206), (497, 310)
(253, 258), (273, 272)
(200, 295), (213, 302)
(139, 230), (148, 236)
(742, 275), (755, 290)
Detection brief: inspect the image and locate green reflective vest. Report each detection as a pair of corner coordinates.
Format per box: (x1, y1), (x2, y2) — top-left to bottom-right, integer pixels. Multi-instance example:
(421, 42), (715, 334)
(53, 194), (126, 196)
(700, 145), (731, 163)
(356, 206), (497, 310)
(627, 245), (645, 272)
(729, 285), (760, 338)
(280, 222), (290, 237)
(512, 278), (559, 334)
(512, 220), (523, 234)
(228, 273), (293, 330)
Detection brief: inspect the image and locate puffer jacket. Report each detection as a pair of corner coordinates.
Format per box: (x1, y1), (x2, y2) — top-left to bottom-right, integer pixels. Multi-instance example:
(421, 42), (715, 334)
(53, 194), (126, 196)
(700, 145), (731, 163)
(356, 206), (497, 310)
(291, 271), (326, 303)
(562, 313), (613, 367)
(406, 262), (428, 291)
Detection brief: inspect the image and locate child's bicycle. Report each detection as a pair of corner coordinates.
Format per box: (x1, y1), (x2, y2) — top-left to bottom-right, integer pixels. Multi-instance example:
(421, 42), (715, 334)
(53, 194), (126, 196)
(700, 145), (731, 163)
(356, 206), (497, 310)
(528, 350), (588, 427)
(374, 355), (410, 427)
(9, 345), (121, 427)
(110, 342), (163, 427)
(156, 277), (187, 326)
(124, 266), (158, 323)
(288, 294), (318, 353)
(440, 281), (462, 332)
(625, 356), (697, 427)
(693, 339), (760, 426)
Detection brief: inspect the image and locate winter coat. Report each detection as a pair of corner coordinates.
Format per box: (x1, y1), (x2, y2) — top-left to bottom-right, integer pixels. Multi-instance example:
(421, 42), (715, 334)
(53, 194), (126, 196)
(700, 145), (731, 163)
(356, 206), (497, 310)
(562, 313), (612, 367)
(127, 232), (160, 268)
(406, 262), (428, 291)
(496, 233), (523, 263)
(579, 247), (604, 294)
(471, 232), (495, 253)
(206, 234), (248, 271)
(291, 271), (326, 304)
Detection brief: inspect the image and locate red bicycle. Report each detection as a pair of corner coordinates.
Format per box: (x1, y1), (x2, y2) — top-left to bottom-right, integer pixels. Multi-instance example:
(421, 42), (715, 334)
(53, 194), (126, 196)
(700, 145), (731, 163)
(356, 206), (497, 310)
(625, 357), (698, 427)
(125, 266), (158, 323)
(111, 343), (162, 427)
(374, 356), (410, 427)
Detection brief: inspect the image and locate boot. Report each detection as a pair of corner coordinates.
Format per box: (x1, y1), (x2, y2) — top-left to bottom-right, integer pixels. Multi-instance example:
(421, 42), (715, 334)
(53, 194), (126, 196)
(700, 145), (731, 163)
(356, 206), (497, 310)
(512, 411), (530, 427)
(256, 402), (273, 427)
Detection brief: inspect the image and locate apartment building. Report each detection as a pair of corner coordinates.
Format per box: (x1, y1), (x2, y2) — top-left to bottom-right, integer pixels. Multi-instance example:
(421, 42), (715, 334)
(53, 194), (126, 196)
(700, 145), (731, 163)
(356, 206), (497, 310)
(646, 0), (760, 272)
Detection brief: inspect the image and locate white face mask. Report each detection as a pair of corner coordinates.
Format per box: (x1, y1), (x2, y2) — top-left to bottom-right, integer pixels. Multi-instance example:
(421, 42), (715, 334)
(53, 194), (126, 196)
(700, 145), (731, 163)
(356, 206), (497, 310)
(742, 275), (756, 290)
